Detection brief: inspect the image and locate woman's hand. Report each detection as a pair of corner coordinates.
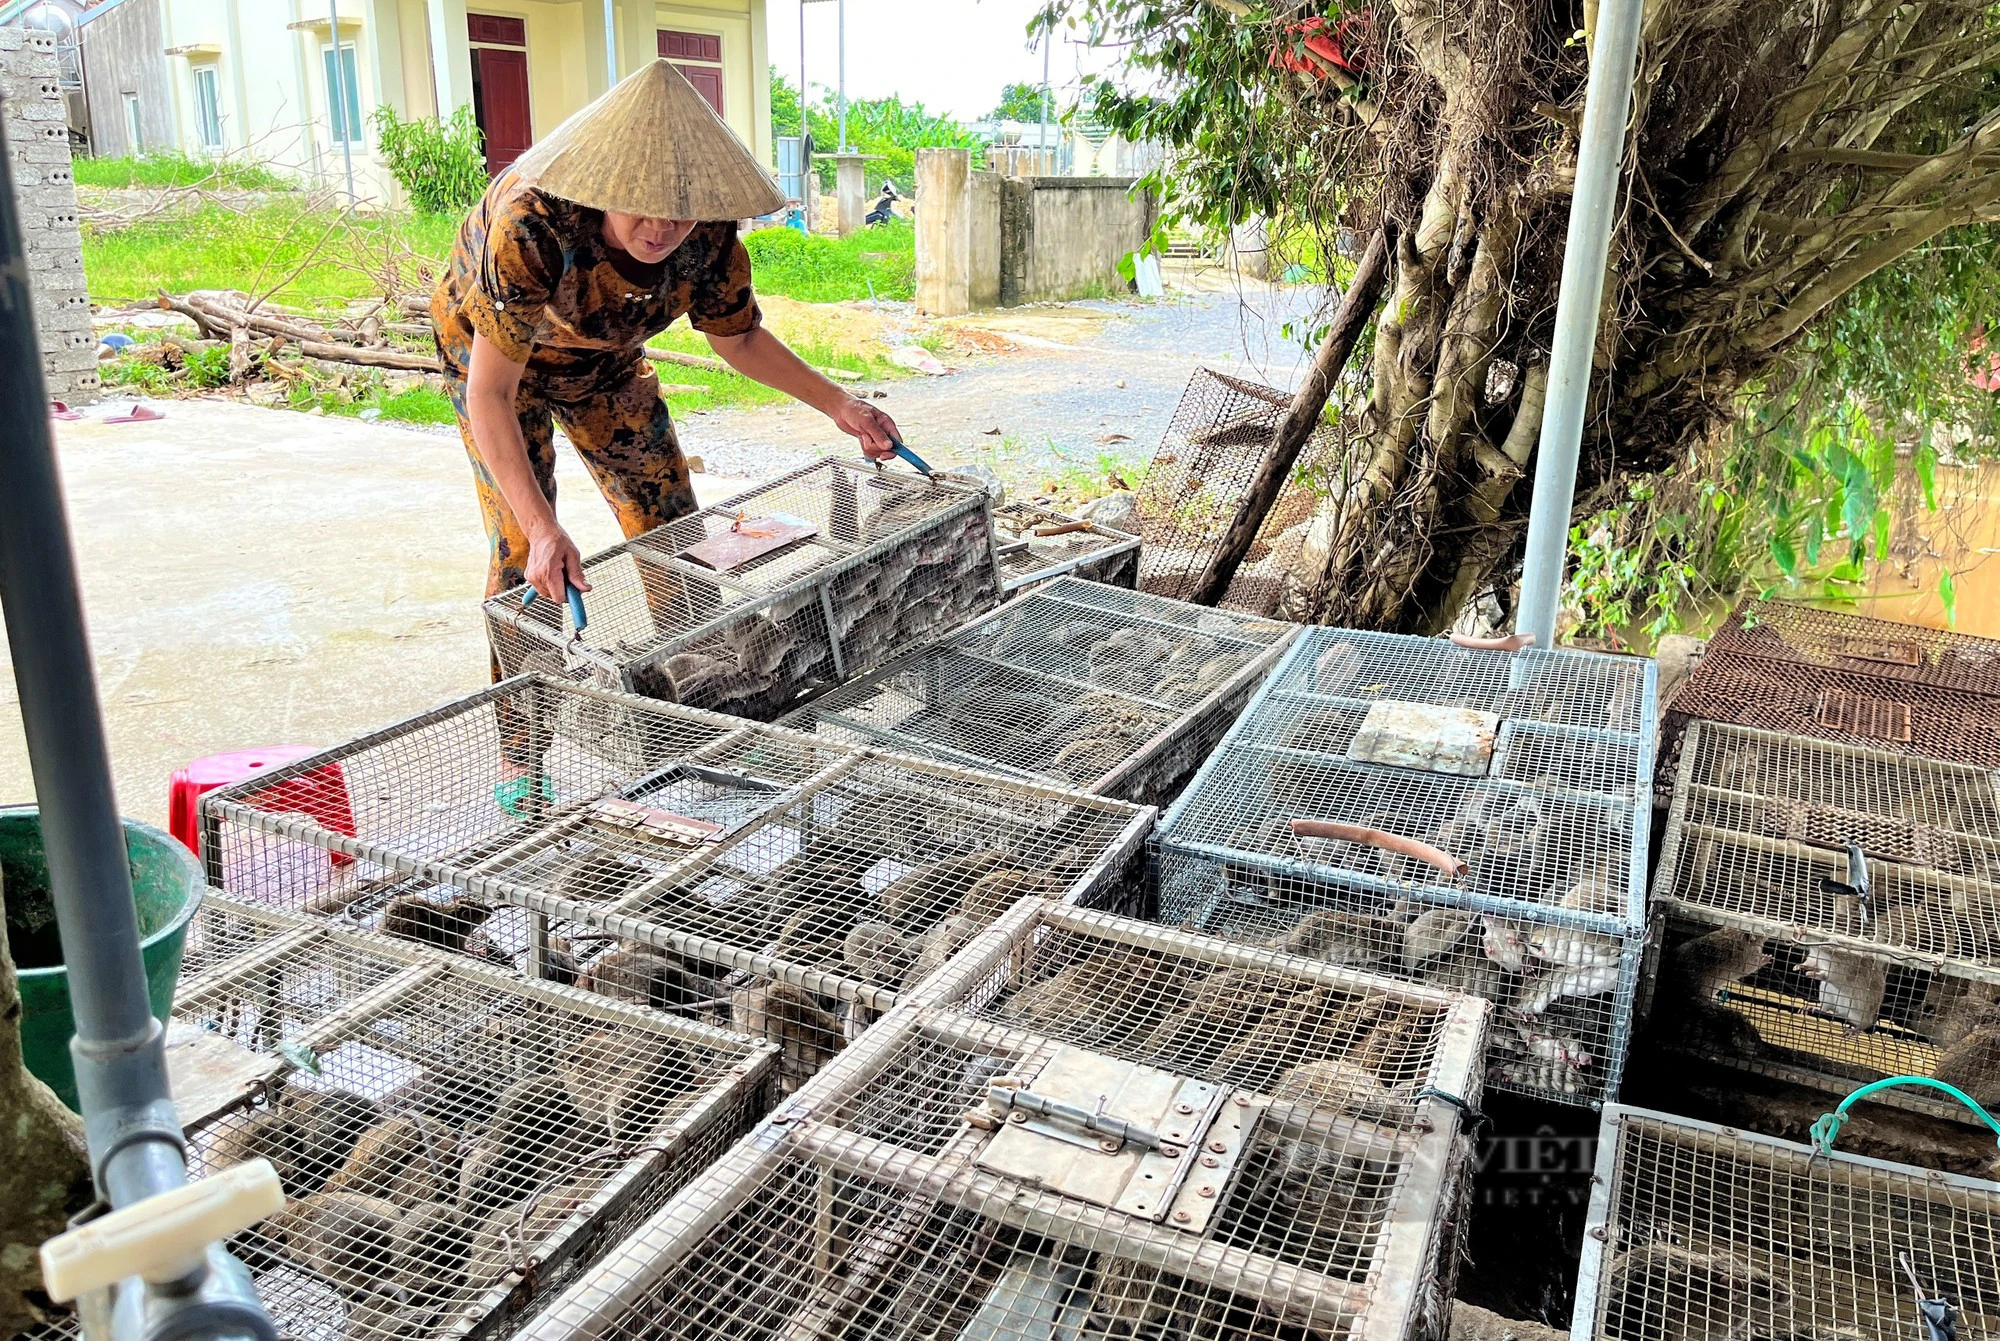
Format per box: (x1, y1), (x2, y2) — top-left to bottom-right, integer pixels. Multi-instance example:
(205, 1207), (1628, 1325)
(832, 396), (902, 460)
(525, 520), (590, 606)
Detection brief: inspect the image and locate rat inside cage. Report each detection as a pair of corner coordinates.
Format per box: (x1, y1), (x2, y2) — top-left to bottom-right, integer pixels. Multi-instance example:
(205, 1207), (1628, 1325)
(514, 896), (1487, 1341)
(1646, 720), (2000, 1122)
(63, 893), (779, 1341)
(780, 577), (1296, 806)
(1152, 627), (1656, 1107)
(483, 460), (1001, 720)
(1574, 1104), (2000, 1341)
(990, 501), (1141, 593)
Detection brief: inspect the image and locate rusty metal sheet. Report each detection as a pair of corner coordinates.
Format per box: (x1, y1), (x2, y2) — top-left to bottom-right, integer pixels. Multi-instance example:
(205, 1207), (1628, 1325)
(680, 513), (819, 572)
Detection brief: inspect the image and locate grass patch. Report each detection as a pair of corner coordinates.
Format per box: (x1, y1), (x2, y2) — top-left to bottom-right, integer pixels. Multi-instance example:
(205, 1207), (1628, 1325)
(74, 152), (295, 191)
(743, 221), (914, 304)
(289, 382), (460, 427)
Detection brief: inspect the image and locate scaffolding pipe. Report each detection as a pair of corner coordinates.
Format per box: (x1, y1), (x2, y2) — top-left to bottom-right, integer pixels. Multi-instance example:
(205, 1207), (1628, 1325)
(1514, 0), (1647, 648)
(604, 0), (618, 88)
(0, 134), (273, 1340)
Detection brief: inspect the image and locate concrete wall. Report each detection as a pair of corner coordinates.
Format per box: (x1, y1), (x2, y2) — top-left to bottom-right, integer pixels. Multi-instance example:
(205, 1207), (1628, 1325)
(4, 27), (98, 402)
(79, 0), (171, 157)
(967, 170), (999, 311)
(1001, 175), (1153, 306)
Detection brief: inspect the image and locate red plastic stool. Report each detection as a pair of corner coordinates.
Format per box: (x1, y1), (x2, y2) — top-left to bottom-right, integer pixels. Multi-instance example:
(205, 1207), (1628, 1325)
(168, 747), (357, 866)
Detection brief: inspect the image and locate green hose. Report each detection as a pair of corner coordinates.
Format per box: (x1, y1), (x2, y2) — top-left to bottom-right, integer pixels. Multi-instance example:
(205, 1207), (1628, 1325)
(1809, 1076), (2000, 1156)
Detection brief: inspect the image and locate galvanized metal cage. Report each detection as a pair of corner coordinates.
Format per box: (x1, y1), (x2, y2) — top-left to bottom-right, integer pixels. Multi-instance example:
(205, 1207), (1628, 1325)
(515, 896), (1489, 1341)
(143, 894), (775, 1341)
(201, 675), (1155, 1094)
(1573, 1104), (2000, 1341)
(1134, 368), (1342, 617)
(482, 460), (1002, 720)
(778, 577), (1297, 806)
(991, 500), (1141, 593)
(1648, 719), (2000, 1121)
(1153, 628), (1657, 1107)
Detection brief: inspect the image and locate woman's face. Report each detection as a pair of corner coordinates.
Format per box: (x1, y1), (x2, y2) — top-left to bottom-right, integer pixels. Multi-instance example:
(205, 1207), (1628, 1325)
(602, 212), (697, 263)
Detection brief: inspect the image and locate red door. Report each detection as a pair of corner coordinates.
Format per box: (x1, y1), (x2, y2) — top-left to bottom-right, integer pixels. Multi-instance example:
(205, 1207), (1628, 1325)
(473, 47), (532, 174)
(658, 29), (725, 115)
(676, 64), (724, 114)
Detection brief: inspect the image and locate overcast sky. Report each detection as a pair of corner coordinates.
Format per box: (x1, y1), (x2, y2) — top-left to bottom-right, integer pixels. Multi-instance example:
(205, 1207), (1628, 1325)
(766, 1), (1124, 123)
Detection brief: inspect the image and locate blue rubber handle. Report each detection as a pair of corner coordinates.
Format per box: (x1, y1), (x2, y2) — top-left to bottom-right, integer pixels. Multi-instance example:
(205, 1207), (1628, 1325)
(522, 583), (589, 632)
(889, 439), (932, 475)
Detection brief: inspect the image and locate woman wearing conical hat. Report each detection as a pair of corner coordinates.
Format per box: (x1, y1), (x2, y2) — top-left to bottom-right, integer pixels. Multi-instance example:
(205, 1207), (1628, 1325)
(431, 59), (900, 633)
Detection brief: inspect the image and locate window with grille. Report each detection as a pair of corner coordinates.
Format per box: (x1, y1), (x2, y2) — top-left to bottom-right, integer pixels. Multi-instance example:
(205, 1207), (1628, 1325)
(192, 65), (222, 148)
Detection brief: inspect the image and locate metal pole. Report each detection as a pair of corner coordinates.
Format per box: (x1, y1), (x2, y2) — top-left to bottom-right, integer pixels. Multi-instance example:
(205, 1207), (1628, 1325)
(836, 0), (847, 153)
(329, 0), (354, 203)
(800, 0), (810, 230)
(1514, 0), (1646, 648)
(1039, 32), (1052, 175)
(603, 0), (618, 90)
(0, 127), (273, 1341)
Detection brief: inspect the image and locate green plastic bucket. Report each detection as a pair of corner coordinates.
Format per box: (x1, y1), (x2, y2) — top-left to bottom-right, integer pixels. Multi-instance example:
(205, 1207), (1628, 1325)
(3, 806), (205, 1111)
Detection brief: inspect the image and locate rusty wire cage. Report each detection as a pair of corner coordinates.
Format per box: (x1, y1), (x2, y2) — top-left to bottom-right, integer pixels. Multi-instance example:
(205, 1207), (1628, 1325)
(1153, 627), (1657, 1107)
(201, 674), (1156, 1095)
(1647, 719), (2000, 1123)
(777, 577), (1297, 806)
(1709, 598), (2000, 693)
(991, 500), (1142, 593)
(86, 893), (780, 1341)
(1573, 1104), (2000, 1341)
(482, 460), (1002, 720)
(512, 895), (1489, 1341)
(1133, 368), (1341, 617)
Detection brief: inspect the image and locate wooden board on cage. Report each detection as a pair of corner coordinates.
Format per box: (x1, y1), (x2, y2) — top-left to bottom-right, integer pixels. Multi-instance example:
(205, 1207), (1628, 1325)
(1644, 720), (2000, 1125)
(779, 577), (1297, 807)
(1573, 1104), (2000, 1341)
(991, 501), (1141, 593)
(1153, 627), (1658, 1108)
(32, 893), (779, 1341)
(482, 460), (1002, 721)
(512, 896), (1490, 1341)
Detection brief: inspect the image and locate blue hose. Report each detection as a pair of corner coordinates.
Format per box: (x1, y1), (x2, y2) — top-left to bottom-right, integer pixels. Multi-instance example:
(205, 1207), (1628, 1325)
(1809, 1076), (2000, 1156)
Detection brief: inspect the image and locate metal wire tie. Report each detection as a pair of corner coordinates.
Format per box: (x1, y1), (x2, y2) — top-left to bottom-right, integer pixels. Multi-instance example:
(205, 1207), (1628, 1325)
(1414, 1086), (1490, 1135)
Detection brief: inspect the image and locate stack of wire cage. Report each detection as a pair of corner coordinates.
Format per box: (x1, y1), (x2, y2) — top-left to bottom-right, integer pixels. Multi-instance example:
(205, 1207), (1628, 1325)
(199, 674), (1156, 1095)
(1133, 368), (1343, 618)
(483, 460), (1002, 720)
(778, 576), (1297, 806)
(1152, 627), (1657, 1107)
(1574, 1104), (2000, 1341)
(1647, 719), (2000, 1121)
(511, 895), (1490, 1341)
(1661, 598), (2000, 779)
(990, 500), (1141, 593)
(75, 892), (778, 1341)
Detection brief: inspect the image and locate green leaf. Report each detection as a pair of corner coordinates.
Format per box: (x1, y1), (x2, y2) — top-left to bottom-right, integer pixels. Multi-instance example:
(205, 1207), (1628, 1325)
(1915, 445), (1938, 511)
(1769, 532), (1798, 577)
(1872, 509), (1891, 562)
(1940, 569), (1958, 626)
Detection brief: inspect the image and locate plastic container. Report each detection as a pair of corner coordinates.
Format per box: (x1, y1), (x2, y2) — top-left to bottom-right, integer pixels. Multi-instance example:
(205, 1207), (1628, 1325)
(5, 807), (206, 1110)
(167, 746), (354, 863)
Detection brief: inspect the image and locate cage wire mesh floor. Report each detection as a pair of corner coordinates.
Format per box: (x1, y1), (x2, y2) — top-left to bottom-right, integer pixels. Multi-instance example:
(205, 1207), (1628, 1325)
(1647, 720), (2000, 1122)
(992, 501), (1142, 593)
(483, 460), (1001, 720)
(1708, 598), (2000, 693)
(40, 893), (779, 1341)
(1133, 368), (1342, 618)
(1152, 627), (1657, 1107)
(1573, 1105), (2000, 1341)
(778, 577), (1297, 806)
(514, 896), (1489, 1341)
(202, 674), (1155, 1095)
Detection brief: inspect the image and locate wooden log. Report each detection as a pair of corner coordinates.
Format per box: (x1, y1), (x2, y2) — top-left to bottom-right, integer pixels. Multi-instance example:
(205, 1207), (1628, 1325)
(1188, 227), (1391, 607)
(294, 340), (441, 371)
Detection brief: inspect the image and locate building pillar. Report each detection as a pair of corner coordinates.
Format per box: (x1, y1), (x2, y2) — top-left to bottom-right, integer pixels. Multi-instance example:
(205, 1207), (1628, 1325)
(914, 148), (969, 316)
(748, 0), (772, 167)
(425, 0), (471, 113)
(616, 0), (654, 87)
(835, 153), (867, 235)
(2, 27), (99, 403)
(365, 0), (407, 118)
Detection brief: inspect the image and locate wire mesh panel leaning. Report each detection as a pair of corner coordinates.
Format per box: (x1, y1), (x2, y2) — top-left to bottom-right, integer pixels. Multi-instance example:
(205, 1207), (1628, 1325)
(1572, 1105), (2000, 1341)
(990, 500), (1142, 592)
(483, 459), (1002, 721)
(1152, 627), (1657, 1107)
(513, 896), (1490, 1341)
(779, 577), (1297, 806)
(200, 675), (1155, 1094)
(1647, 720), (2000, 1121)
(115, 893), (779, 1341)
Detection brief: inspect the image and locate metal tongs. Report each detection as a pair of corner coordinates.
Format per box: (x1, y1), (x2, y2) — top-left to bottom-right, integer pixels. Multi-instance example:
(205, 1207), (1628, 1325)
(522, 580), (589, 636)
(885, 436), (933, 476)
(1900, 1252), (1958, 1341)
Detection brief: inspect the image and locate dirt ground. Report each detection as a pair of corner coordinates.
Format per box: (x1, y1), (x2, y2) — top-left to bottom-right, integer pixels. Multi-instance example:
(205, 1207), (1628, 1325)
(1, 277), (1327, 827)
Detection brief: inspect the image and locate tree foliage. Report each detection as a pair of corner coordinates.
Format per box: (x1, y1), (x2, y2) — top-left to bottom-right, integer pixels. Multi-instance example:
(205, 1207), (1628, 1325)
(990, 80), (1053, 123)
(769, 71), (983, 192)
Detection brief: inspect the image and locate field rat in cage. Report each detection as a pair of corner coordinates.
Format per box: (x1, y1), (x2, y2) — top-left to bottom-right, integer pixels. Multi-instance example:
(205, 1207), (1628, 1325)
(843, 919), (917, 988)
(877, 849), (1009, 930)
(1490, 1021), (1594, 1098)
(382, 894), (494, 955)
(1921, 976), (2000, 1048)
(1214, 986), (1341, 1085)
(554, 851), (654, 905)
(208, 1086), (383, 1196)
(561, 1030), (699, 1145)
(731, 981), (842, 1089)
(579, 943), (713, 1013)
(1141, 967), (1304, 1073)
(1662, 926), (1772, 1001)
(458, 1074), (591, 1216)
(395, 1199), (473, 1304)
(957, 868), (1046, 926)
(908, 914), (983, 989)
(265, 1191), (412, 1300)
(1517, 959), (1621, 1014)
(1797, 944), (1888, 1032)
(1268, 1056), (1401, 1120)
(1932, 1015), (2000, 1104)
(1228, 1137), (1385, 1270)
(1263, 908), (1402, 969)
(1005, 945), (1194, 1047)
(323, 1115), (458, 1209)
(1600, 1240), (1792, 1341)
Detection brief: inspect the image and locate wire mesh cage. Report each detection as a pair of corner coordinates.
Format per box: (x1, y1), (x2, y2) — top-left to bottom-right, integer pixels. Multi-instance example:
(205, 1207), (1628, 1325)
(1152, 627), (1657, 1107)
(201, 674), (1156, 1095)
(1573, 1104), (2000, 1341)
(1647, 719), (2000, 1122)
(1708, 598), (2000, 694)
(514, 895), (1490, 1341)
(482, 460), (1002, 720)
(1133, 368), (1341, 617)
(991, 500), (1142, 593)
(95, 892), (779, 1341)
(777, 577), (1297, 807)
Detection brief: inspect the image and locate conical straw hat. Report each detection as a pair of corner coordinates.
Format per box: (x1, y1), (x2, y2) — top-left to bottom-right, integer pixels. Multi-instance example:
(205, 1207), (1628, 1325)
(513, 59), (786, 220)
